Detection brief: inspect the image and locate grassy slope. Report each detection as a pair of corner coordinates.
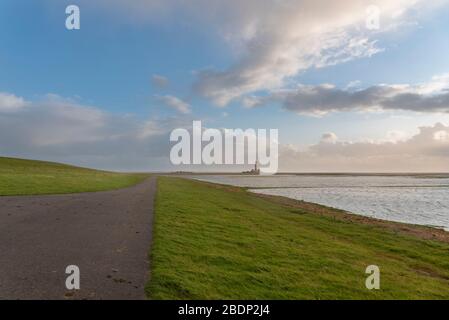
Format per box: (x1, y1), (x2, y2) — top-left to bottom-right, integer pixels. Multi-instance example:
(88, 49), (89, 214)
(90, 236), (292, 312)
(0, 157), (148, 195)
(147, 177), (449, 299)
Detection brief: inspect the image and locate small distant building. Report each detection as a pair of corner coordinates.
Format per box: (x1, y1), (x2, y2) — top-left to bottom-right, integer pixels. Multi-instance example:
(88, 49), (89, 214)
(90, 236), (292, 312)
(242, 160), (260, 175)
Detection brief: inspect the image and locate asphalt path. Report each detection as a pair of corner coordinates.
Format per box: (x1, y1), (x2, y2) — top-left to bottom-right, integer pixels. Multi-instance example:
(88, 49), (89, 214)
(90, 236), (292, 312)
(0, 177), (156, 300)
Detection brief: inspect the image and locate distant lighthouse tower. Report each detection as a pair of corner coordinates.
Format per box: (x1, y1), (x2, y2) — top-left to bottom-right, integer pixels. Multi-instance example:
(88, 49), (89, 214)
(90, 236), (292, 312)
(254, 159), (260, 175)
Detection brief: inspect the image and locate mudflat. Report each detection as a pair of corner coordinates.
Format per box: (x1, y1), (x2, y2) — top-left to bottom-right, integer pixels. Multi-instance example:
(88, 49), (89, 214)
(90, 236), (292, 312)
(0, 177), (156, 300)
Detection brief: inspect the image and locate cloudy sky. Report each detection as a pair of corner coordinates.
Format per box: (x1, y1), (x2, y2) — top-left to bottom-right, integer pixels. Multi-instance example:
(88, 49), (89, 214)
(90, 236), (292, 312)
(1, 0), (449, 172)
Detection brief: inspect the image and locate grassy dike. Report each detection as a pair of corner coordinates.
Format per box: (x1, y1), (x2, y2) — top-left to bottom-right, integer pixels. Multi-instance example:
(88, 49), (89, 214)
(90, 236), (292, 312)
(0, 157), (148, 196)
(147, 176), (449, 299)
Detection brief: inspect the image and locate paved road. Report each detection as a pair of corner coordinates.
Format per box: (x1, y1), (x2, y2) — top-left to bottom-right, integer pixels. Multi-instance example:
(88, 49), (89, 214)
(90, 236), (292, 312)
(0, 177), (156, 300)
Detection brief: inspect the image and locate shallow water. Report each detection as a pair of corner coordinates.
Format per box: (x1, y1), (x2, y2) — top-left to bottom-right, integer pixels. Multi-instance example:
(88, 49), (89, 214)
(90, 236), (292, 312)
(190, 175), (449, 231)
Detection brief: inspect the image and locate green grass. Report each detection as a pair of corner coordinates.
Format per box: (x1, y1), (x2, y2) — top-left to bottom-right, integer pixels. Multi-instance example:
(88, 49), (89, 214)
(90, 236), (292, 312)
(147, 177), (449, 299)
(0, 157), (148, 196)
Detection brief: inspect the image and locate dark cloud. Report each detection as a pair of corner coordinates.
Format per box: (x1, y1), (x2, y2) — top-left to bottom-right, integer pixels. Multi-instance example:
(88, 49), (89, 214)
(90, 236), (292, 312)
(245, 78), (449, 115)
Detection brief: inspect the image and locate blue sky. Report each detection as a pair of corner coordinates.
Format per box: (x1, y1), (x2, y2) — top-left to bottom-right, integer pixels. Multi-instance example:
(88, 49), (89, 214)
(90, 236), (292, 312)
(1, 0), (449, 171)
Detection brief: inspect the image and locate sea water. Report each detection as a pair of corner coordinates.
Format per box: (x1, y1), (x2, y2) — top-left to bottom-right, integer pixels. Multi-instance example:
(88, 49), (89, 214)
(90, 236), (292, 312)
(190, 175), (449, 231)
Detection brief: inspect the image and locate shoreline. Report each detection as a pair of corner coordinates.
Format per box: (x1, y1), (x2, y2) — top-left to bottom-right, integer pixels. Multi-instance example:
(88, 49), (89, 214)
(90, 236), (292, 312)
(253, 190), (449, 243)
(192, 178), (449, 244)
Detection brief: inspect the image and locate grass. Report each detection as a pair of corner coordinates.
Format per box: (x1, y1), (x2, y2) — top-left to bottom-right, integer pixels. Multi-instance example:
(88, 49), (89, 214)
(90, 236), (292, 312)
(0, 157), (148, 196)
(147, 177), (449, 299)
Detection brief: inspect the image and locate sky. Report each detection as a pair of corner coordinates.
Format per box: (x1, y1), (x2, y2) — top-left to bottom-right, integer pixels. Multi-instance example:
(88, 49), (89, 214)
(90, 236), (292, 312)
(1, 0), (449, 172)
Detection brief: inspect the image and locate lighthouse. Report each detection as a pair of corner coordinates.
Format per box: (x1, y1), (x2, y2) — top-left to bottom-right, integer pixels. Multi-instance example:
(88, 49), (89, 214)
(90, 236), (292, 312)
(254, 160), (260, 175)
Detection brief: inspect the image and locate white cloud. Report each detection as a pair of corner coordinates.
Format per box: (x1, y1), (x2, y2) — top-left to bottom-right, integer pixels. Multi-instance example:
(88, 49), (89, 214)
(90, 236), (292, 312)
(279, 123), (449, 172)
(385, 130), (408, 143)
(0, 92), (28, 112)
(434, 130), (449, 142)
(0, 92), (190, 171)
(155, 95), (191, 114)
(193, 0), (427, 106)
(72, 0), (440, 106)
(151, 74), (169, 88)
(242, 95), (267, 108)
(345, 80), (362, 90)
(321, 132), (338, 144)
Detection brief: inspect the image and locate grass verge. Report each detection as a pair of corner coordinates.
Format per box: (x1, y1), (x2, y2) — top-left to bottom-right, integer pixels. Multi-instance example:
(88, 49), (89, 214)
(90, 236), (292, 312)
(0, 157), (148, 196)
(146, 176), (449, 299)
